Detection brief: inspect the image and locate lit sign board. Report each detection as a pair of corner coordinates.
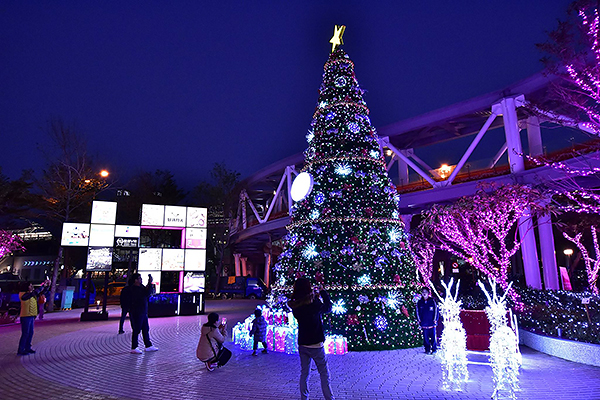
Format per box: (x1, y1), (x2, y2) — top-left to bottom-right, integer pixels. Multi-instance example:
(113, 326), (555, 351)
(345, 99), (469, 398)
(114, 225), (140, 238)
(185, 228), (207, 249)
(186, 207), (207, 228)
(185, 249), (206, 271)
(165, 206), (186, 227)
(138, 248), (162, 271)
(162, 248), (185, 271)
(86, 247), (113, 271)
(89, 224), (115, 247)
(61, 223), (90, 246)
(114, 237), (139, 248)
(141, 204), (165, 226)
(183, 272), (205, 293)
(90, 201), (117, 224)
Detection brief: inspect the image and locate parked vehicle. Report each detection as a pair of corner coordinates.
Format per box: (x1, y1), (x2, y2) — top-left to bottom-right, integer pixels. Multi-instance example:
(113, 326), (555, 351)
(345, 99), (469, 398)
(212, 276), (267, 299)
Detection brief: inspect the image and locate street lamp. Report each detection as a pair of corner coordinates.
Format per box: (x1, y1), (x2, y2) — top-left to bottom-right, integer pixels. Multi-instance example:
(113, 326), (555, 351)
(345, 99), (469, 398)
(99, 169), (109, 178)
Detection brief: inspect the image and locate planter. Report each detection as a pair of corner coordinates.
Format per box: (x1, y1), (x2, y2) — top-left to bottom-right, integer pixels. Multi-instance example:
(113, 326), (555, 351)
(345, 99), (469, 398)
(519, 329), (600, 367)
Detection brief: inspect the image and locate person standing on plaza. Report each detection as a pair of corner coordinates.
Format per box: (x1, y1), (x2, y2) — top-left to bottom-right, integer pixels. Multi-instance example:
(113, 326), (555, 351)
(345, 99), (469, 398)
(118, 281), (131, 334)
(128, 273), (158, 354)
(288, 277), (334, 400)
(250, 308), (268, 356)
(196, 312), (230, 371)
(37, 290), (46, 320)
(17, 280), (50, 355)
(416, 286), (439, 354)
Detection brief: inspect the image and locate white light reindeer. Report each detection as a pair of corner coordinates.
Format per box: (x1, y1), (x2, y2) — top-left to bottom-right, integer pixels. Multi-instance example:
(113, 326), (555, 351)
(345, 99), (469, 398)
(478, 278), (521, 400)
(430, 278), (469, 391)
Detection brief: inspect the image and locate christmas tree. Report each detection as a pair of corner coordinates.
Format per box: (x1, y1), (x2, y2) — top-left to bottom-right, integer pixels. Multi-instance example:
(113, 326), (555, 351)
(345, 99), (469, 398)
(273, 26), (421, 351)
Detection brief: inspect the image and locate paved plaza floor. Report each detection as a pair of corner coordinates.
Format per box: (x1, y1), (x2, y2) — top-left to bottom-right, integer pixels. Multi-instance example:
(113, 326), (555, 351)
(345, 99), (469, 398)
(1, 299), (599, 400)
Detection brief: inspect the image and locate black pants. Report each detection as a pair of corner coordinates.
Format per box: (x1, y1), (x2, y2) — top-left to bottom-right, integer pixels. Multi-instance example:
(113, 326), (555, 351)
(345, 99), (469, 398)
(422, 327), (437, 353)
(119, 308), (129, 332)
(130, 313), (152, 349)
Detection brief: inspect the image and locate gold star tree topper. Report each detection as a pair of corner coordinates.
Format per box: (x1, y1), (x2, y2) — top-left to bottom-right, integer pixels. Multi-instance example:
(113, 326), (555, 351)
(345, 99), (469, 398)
(329, 25), (346, 52)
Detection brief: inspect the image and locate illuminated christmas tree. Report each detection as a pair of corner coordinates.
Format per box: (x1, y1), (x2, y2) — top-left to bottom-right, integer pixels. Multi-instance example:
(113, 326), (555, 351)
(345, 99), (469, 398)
(273, 26), (421, 350)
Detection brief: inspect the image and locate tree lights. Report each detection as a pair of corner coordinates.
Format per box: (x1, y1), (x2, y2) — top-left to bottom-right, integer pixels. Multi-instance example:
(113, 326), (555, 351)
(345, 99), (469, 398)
(0, 230), (25, 259)
(272, 45), (420, 350)
(430, 278), (468, 391)
(479, 278), (521, 400)
(564, 226), (600, 294)
(420, 183), (546, 302)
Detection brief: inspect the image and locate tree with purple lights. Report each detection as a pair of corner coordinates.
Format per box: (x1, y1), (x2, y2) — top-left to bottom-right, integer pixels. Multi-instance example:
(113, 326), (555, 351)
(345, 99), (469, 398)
(0, 230), (25, 260)
(534, 1), (600, 134)
(273, 30), (420, 350)
(420, 184), (546, 302)
(564, 226), (600, 294)
(408, 231), (435, 286)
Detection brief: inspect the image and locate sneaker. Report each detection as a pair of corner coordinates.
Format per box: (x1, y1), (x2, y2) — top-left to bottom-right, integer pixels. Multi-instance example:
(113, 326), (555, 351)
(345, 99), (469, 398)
(261, 349), (268, 354)
(251, 352), (257, 356)
(145, 345), (159, 352)
(130, 348), (143, 354)
(205, 362), (215, 371)
(118, 330), (125, 334)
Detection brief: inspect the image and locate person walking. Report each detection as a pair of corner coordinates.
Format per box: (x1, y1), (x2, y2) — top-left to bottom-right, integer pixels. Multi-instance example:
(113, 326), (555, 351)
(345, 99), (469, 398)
(196, 312), (230, 371)
(128, 273), (158, 354)
(118, 282), (131, 334)
(17, 280), (49, 355)
(288, 277), (334, 400)
(250, 308), (268, 356)
(416, 286), (439, 354)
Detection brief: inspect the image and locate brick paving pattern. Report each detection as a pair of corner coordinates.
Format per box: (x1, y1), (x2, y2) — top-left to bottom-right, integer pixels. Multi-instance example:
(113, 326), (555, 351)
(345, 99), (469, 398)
(1, 300), (599, 400)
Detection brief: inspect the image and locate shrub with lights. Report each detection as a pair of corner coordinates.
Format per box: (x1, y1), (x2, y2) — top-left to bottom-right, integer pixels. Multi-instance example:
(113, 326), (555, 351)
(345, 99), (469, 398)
(272, 39), (421, 351)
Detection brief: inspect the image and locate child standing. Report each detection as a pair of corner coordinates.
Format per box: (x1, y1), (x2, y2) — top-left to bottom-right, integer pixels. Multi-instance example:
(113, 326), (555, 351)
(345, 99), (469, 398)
(250, 309), (268, 356)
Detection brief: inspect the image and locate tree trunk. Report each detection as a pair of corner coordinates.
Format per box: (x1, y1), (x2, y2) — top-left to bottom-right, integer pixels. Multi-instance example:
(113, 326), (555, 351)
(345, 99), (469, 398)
(46, 246), (63, 312)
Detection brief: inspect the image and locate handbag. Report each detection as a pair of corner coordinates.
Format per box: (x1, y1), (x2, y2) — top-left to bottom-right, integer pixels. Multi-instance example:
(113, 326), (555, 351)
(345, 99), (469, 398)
(207, 329), (232, 367)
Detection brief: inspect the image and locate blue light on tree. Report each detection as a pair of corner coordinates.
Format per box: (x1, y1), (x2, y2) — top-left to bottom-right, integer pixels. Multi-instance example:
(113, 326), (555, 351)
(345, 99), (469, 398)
(374, 315), (388, 331)
(389, 227), (401, 243)
(302, 244), (319, 259)
(386, 291), (400, 309)
(335, 163), (352, 176)
(357, 274), (371, 286)
(332, 299), (347, 314)
(306, 130), (315, 142)
(370, 149), (380, 158)
(310, 209), (320, 220)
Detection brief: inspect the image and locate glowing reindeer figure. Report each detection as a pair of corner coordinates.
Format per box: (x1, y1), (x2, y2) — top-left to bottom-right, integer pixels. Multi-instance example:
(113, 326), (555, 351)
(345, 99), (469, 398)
(478, 278), (521, 400)
(430, 278), (469, 391)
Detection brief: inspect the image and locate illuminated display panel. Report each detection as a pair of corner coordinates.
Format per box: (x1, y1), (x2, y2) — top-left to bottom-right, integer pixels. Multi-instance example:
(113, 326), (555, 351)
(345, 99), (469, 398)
(61, 223), (90, 246)
(90, 201), (117, 224)
(183, 272), (205, 293)
(89, 224), (115, 247)
(138, 248), (162, 271)
(162, 248), (185, 271)
(164, 206), (186, 227)
(114, 225), (141, 238)
(139, 271), (160, 294)
(186, 207), (207, 228)
(86, 247), (113, 271)
(185, 228), (207, 249)
(185, 249), (206, 271)
(141, 204), (165, 226)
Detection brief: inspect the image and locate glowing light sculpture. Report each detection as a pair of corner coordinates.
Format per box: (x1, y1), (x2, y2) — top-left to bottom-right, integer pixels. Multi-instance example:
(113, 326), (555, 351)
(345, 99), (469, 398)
(430, 278), (468, 391)
(478, 278), (521, 400)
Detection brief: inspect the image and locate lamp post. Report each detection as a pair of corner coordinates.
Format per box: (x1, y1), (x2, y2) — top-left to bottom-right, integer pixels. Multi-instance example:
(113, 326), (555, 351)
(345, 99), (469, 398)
(563, 248), (573, 268)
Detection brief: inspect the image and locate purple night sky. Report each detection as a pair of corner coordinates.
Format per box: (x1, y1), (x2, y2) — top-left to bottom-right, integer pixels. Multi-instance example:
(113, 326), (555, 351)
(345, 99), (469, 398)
(0, 1), (573, 189)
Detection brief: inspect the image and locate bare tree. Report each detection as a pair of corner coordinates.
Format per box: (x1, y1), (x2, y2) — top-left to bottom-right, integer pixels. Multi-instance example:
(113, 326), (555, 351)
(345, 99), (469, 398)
(37, 119), (109, 312)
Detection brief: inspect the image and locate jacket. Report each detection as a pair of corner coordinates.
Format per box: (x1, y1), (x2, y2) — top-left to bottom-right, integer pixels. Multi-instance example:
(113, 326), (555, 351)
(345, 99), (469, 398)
(416, 297), (438, 328)
(129, 283), (154, 316)
(250, 315), (268, 342)
(120, 285), (131, 310)
(196, 325), (226, 362)
(20, 286), (47, 317)
(288, 290), (332, 346)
